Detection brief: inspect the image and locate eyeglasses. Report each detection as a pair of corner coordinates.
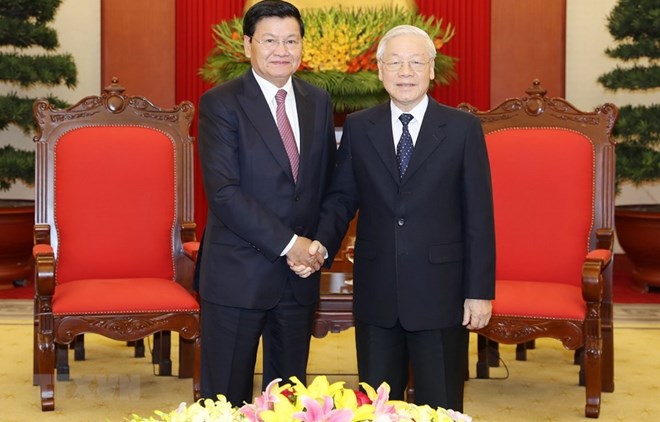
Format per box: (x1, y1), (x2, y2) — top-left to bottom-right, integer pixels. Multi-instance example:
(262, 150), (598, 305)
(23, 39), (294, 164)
(252, 37), (302, 50)
(380, 59), (432, 72)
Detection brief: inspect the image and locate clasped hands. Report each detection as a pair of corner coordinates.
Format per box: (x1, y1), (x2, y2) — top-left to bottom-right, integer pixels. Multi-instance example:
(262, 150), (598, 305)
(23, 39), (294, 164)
(286, 236), (326, 278)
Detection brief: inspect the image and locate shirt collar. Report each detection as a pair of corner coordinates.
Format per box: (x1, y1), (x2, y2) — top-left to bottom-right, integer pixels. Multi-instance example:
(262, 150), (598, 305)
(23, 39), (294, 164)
(390, 95), (429, 124)
(251, 69), (294, 102)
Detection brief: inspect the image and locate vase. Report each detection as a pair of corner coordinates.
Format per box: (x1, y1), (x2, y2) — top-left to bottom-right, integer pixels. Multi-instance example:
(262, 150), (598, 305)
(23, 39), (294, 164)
(0, 199), (34, 289)
(615, 204), (660, 293)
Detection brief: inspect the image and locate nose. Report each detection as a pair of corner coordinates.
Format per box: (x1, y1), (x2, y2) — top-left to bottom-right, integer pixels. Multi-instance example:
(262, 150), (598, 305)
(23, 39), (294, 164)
(397, 62), (415, 75)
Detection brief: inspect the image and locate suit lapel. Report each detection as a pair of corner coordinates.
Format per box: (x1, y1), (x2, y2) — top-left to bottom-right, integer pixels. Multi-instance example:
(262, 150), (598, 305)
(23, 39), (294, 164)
(293, 78), (315, 189)
(402, 98), (448, 182)
(237, 71), (296, 184)
(367, 103), (400, 184)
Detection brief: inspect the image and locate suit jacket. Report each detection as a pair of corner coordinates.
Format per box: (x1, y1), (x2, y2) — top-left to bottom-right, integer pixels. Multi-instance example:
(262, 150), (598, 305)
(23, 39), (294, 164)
(316, 96), (496, 331)
(197, 70), (336, 309)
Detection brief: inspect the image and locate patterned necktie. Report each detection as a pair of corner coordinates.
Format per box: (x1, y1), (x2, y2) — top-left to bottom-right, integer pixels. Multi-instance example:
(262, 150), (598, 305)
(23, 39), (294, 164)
(397, 113), (414, 179)
(275, 89), (300, 183)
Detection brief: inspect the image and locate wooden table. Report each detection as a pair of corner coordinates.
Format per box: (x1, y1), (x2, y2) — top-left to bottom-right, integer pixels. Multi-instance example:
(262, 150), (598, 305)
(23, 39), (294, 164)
(313, 272), (354, 338)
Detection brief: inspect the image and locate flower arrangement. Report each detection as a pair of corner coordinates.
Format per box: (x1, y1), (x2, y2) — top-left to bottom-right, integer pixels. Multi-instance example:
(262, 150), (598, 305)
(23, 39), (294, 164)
(128, 375), (472, 421)
(200, 7), (456, 112)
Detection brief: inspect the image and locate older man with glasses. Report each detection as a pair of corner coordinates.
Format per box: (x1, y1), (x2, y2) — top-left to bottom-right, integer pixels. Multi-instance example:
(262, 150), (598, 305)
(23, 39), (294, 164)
(308, 24), (496, 412)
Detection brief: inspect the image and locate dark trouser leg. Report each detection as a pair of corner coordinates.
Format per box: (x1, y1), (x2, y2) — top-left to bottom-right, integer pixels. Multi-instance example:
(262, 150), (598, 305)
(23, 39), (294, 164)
(354, 319), (408, 400)
(200, 299), (264, 406)
(261, 281), (316, 391)
(408, 324), (469, 412)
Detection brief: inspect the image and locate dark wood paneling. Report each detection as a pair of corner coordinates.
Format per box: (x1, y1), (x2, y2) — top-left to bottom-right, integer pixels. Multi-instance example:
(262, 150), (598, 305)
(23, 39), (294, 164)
(490, 0), (566, 107)
(101, 0), (175, 106)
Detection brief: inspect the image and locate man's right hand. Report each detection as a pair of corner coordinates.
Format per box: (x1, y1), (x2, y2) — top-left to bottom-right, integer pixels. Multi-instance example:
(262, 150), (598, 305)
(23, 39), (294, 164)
(287, 239), (326, 278)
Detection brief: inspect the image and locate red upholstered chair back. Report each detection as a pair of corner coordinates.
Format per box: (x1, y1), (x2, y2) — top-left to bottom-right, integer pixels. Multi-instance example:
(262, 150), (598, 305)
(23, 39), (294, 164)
(54, 127), (176, 283)
(487, 128), (595, 287)
(33, 78), (197, 289)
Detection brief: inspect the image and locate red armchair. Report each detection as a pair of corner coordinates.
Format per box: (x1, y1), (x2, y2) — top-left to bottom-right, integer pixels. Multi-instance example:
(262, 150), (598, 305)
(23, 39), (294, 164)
(31, 79), (201, 411)
(460, 80), (618, 418)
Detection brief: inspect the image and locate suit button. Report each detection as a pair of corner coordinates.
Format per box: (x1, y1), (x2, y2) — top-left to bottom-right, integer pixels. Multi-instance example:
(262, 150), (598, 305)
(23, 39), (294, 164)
(397, 218), (405, 226)
(295, 195), (300, 201)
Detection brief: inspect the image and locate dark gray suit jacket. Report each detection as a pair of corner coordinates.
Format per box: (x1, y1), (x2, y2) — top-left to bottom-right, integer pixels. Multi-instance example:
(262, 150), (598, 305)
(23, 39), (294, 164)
(197, 70), (336, 309)
(316, 96), (496, 331)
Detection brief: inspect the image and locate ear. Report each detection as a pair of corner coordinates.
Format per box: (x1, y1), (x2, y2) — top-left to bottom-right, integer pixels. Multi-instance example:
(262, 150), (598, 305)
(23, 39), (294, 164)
(244, 35), (252, 58)
(378, 63), (384, 82)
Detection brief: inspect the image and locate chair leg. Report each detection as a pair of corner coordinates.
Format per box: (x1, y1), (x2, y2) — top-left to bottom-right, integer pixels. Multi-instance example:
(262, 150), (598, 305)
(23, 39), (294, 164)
(73, 334), (85, 361)
(476, 335), (492, 378)
(155, 331), (172, 376)
(56, 344), (70, 381)
(583, 343), (602, 418)
(515, 343), (527, 361)
(192, 336), (202, 402)
(33, 300), (38, 386)
(127, 338), (146, 358)
(574, 347), (583, 365)
(405, 362), (415, 403)
(37, 329), (56, 411)
(179, 334), (194, 379)
(601, 301), (615, 393)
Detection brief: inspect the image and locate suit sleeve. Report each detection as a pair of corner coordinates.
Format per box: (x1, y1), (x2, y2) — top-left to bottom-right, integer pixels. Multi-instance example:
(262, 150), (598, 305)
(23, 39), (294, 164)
(316, 119), (360, 263)
(462, 116), (496, 299)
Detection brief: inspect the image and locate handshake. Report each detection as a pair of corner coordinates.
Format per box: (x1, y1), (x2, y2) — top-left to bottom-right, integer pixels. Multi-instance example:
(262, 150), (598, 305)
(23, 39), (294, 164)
(286, 236), (326, 279)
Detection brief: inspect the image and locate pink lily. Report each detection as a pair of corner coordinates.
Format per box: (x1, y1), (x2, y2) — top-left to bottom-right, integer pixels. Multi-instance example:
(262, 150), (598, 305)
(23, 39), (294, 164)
(293, 395), (354, 422)
(240, 378), (285, 421)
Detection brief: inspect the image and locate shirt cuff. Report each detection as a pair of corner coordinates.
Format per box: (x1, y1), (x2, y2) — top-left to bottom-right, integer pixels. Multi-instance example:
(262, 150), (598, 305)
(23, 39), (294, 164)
(280, 234), (298, 256)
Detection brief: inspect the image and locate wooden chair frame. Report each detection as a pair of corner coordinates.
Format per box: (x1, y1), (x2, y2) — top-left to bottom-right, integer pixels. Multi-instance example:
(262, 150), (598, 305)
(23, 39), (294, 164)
(459, 80), (617, 418)
(31, 79), (201, 411)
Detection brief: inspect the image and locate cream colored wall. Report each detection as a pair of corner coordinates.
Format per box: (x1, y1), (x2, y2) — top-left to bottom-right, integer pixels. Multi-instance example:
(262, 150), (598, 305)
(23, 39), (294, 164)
(566, 0), (659, 204)
(0, 0), (100, 200)
(566, 0), (659, 252)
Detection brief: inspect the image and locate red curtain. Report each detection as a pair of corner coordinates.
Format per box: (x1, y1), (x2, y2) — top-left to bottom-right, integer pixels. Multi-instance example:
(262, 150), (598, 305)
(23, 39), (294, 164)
(176, 1), (491, 236)
(175, 0), (245, 238)
(416, 0), (491, 109)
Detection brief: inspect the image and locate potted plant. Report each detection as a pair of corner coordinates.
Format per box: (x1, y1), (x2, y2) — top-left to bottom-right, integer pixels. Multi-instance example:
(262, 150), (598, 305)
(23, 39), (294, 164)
(598, 0), (660, 292)
(0, 0), (76, 288)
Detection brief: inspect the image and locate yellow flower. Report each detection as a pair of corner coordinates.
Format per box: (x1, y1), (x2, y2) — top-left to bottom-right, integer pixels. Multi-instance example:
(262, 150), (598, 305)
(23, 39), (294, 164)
(202, 7), (457, 112)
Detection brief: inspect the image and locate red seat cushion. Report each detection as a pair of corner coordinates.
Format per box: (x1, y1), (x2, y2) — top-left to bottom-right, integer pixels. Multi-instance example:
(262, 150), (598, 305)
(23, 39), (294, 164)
(53, 278), (199, 315)
(491, 279), (585, 320)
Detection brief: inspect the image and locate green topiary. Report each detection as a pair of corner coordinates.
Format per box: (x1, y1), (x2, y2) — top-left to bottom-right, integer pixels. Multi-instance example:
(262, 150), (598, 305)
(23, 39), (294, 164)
(0, 0), (77, 191)
(598, 0), (659, 191)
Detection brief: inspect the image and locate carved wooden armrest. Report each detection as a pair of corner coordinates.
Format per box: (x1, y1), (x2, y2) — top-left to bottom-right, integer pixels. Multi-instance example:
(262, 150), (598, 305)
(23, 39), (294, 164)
(33, 244), (55, 297)
(581, 254), (609, 304)
(183, 241), (199, 262)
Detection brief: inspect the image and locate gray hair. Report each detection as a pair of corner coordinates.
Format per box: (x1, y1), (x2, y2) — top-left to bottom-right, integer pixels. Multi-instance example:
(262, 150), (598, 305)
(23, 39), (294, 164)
(376, 25), (437, 61)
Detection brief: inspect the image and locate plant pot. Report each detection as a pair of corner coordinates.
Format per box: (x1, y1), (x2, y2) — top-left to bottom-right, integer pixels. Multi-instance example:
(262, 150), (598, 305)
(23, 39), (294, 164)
(615, 204), (660, 293)
(0, 199), (34, 290)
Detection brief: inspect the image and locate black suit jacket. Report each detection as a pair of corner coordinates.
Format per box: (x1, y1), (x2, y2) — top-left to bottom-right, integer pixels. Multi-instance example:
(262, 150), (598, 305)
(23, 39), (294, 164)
(316, 97), (496, 331)
(197, 70), (336, 309)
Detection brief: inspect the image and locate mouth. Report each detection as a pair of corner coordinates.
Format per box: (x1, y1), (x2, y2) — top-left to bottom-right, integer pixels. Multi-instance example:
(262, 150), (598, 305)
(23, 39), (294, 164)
(396, 82), (417, 88)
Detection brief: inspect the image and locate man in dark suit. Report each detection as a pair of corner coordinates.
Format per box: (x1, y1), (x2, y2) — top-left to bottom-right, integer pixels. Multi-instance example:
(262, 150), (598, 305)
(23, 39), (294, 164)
(308, 25), (496, 412)
(196, 0), (335, 406)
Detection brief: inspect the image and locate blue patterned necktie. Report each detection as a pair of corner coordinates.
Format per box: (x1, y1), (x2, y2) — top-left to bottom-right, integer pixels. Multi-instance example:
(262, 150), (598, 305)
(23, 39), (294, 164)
(397, 113), (414, 179)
